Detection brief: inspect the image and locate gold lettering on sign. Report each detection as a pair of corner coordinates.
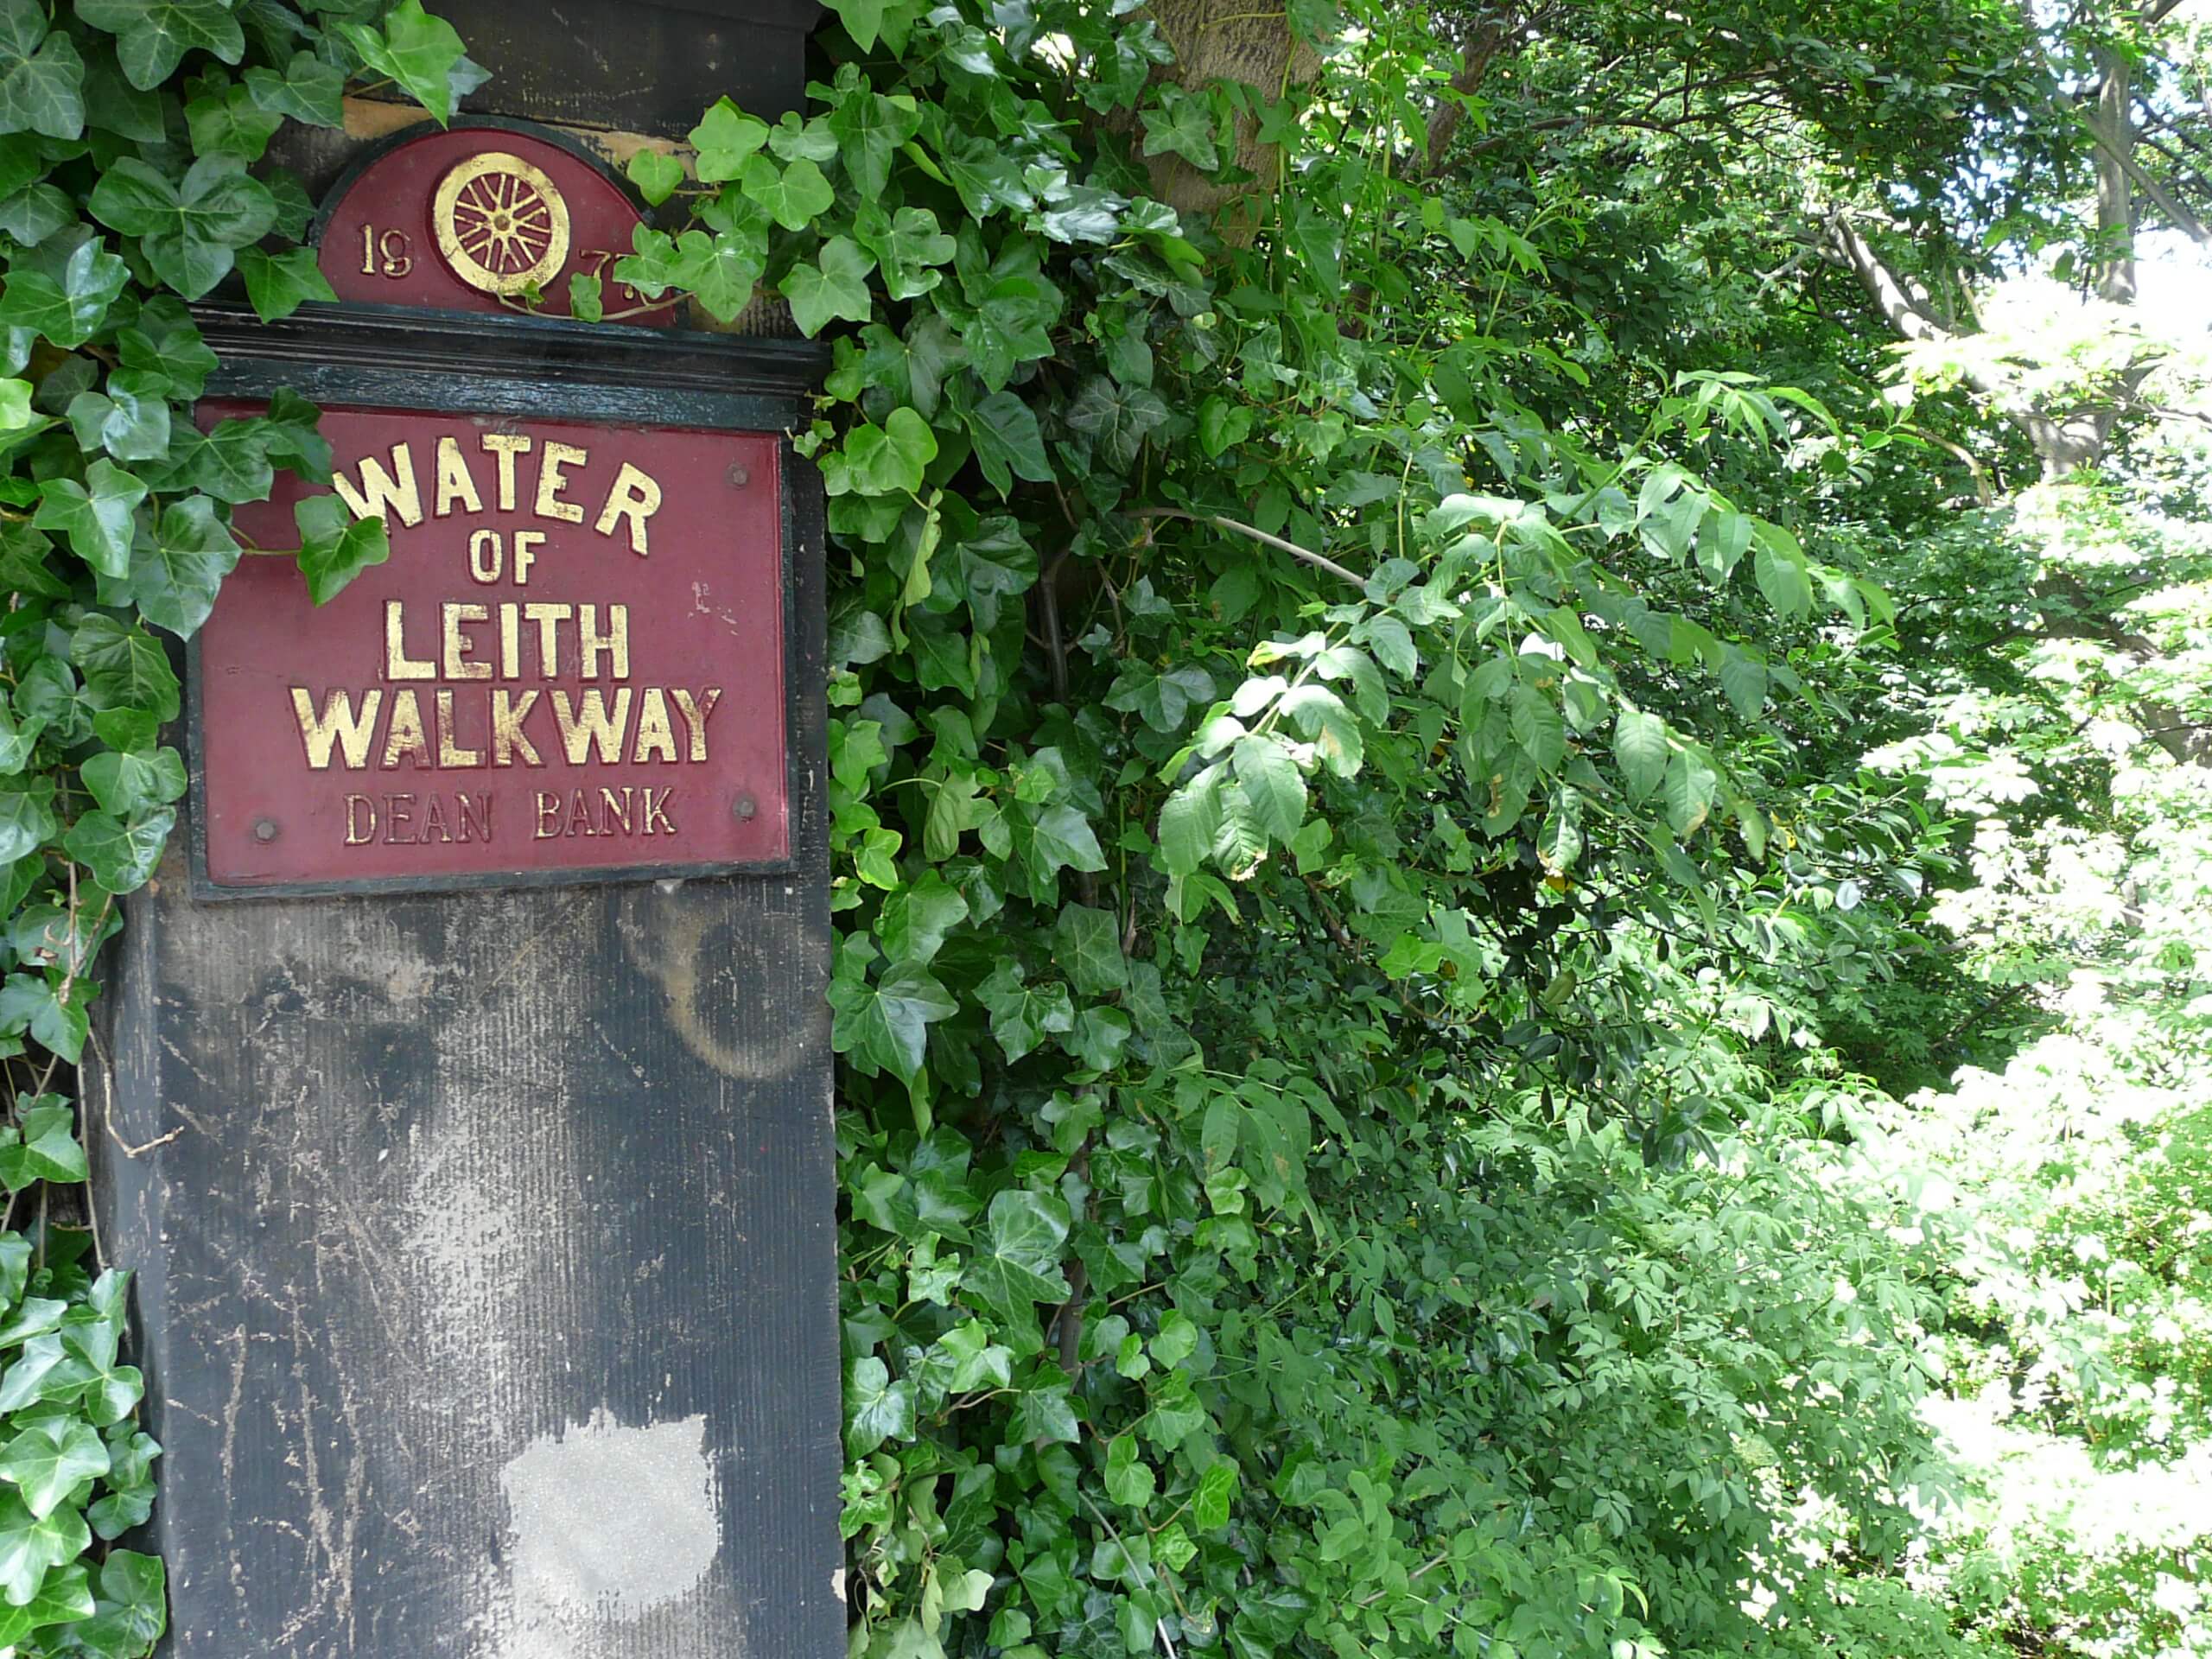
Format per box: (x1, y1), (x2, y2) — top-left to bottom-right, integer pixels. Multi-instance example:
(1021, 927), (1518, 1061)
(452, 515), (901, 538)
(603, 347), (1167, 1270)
(294, 688), (384, 771)
(535, 442), (588, 524)
(297, 422), (753, 856)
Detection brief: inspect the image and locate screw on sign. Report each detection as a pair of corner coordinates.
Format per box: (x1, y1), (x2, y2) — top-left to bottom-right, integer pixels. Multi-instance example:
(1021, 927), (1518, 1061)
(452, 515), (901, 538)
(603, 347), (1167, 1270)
(434, 151), (574, 296)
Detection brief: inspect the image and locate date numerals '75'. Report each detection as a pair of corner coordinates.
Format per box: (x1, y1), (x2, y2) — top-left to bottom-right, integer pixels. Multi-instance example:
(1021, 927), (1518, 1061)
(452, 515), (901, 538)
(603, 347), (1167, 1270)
(360, 226), (414, 278)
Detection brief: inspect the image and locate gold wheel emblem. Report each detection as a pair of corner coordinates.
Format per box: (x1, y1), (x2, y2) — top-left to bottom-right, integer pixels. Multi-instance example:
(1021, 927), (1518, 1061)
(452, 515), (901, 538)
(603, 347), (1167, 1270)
(433, 151), (572, 296)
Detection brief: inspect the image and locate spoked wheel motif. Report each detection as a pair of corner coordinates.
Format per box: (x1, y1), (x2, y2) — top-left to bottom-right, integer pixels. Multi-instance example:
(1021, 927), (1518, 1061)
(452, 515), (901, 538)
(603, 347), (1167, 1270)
(432, 151), (573, 296)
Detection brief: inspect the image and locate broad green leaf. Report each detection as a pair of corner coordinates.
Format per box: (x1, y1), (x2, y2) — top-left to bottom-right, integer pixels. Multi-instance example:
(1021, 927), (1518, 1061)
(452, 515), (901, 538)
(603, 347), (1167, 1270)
(1612, 707), (1668, 800)
(779, 234), (874, 336)
(293, 491), (390, 606)
(963, 389), (1051, 495)
(828, 958), (956, 1083)
(1232, 735), (1305, 843)
(0, 1422), (108, 1520)
(340, 0), (478, 124)
(962, 1189), (1071, 1319)
(0, 1487), (85, 1605)
(0, 0), (84, 138)
(75, 0), (243, 91)
(739, 153), (834, 232)
(127, 494), (239, 636)
(1052, 903), (1126, 996)
(32, 461), (144, 579)
(62, 805), (172, 893)
(236, 245), (336, 322)
(626, 147), (687, 206)
(1662, 748), (1718, 837)
(976, 961), (1075, 1063)
(688, 97), (769, 181)
(71, 613), (179, 720)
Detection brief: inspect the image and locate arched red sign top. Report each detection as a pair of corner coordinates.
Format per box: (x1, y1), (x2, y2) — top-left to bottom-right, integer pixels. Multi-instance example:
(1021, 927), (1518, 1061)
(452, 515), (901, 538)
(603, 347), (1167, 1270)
(316, 125), (667, 326)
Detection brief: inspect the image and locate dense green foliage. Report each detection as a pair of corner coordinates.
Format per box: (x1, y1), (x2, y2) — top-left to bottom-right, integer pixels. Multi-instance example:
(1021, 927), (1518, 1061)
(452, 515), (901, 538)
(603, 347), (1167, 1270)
(0, 0), (2206, 1656)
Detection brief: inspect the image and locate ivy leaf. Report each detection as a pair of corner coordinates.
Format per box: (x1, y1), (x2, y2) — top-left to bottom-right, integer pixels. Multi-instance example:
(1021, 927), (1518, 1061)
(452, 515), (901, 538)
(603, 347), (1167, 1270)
(861, 204), (955, 301)
(962, 389), (1051, 495)
(823, 0), (888, 52)
(0, 1102), (86, 1188)
(340, 0), (483, 125)
(32, 461), (145, 579)
(1065, 376), (1169, 470)
(739, 153), (834, 232)
(293, 492), (389, 606)
(841, 406), (938, 496)
(184, 78), (282, 162)
(236, 245), (336, 322)
(626, 147), (686, 207)
(0, 181), (73, 245)
(0, 1560), (90, 1647)
(847, 1355), (915, 1457)
(87, 155), (277, 299)
(70, 613), (179, 720)
(827, 83), (920, 200)
(126, 493), (240, 636)
(1141, 86), (1218, 171)
(118, 296), (215, 397)
(62, 805), (172, 893)
(0, 0), (84, 139)
(0, 1421), (108, 1521)
(243, 50), (346, 127)
(962, 1190), (1071, 1320)
(75, 0), (243, 91)
(65, 1549), (165, 1653)
(1612, 707), (1668, 800)
(179, 417), (275, 504)
(78, 44), (163, 141)
(66, 372), (170, 463)
(1053, 904), (1126, 997)
(878, 874), (969, 966)
(828, 957), (957, 1083)
(667, 227), (762, 323)
(687, 96), (769, 182)
(0, 236), (130, 349)
(975, 962), (1074, 1063)
(779, 234), (874, 336)
(0, 1495), (84, 1610)
(78, 747), (184, 818)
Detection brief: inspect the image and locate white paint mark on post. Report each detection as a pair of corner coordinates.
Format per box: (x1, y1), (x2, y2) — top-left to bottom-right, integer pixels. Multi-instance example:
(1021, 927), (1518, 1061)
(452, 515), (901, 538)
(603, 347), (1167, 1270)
(499, 1410), (721, 1628)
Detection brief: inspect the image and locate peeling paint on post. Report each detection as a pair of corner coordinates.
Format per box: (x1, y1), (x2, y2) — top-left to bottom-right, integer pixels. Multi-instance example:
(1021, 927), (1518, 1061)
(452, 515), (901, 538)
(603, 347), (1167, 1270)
(89, 7), (842, 1656)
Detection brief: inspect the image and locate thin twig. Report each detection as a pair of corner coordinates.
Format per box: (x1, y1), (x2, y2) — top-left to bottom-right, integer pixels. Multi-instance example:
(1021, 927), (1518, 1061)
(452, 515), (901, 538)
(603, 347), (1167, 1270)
(1125, 509), (1365, 588)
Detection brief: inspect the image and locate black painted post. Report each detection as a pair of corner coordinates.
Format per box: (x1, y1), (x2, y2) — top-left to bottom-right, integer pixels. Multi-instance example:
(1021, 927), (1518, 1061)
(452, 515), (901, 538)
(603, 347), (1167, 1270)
(90, 7), (842, 1656)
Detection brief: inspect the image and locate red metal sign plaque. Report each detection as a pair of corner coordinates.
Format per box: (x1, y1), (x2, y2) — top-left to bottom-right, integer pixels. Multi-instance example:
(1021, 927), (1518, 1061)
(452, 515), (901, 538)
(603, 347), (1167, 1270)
(196, 404), (789, 892)
(317, 127), (670, 325)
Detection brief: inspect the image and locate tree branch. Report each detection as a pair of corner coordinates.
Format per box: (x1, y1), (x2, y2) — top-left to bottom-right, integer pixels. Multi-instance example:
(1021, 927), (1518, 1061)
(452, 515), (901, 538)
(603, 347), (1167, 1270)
(1128, 508), (1367, 587)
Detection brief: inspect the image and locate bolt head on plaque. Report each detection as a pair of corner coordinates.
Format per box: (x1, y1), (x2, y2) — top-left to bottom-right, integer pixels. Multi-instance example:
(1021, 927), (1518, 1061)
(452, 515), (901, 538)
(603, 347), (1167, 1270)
(433, 151), (573, 296)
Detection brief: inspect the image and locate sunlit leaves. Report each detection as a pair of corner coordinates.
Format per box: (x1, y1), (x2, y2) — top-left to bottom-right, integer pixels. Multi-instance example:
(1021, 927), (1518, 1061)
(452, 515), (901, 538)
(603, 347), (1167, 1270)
(338, 0), (485, 126)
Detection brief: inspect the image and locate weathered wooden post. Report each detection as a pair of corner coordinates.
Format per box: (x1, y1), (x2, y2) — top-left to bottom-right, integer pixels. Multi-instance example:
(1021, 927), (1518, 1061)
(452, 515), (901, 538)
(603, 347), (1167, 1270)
(91, 6), (842, 1655)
